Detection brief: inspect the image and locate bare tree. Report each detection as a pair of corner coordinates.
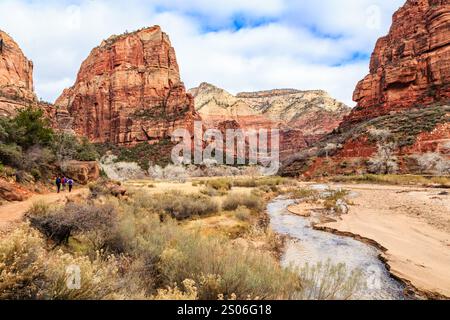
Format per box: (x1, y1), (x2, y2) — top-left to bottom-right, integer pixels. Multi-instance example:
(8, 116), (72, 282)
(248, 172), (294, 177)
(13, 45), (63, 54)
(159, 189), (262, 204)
(414, 152), (450, 175)
(367, 128), (398, 174)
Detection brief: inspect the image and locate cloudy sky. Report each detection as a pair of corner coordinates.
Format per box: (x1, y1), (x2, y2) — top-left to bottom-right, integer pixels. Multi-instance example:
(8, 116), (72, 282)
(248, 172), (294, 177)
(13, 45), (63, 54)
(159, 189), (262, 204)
(0, 0), (405, 106)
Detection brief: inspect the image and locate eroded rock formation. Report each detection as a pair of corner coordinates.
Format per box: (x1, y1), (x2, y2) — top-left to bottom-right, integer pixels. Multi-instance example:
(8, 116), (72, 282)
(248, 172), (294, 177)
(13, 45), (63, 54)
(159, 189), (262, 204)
(0, 30), (36, 116)
(344, 0), (450, 126)
(282, 0), (450, 177)
(56, 26), (199, 145)
(189, 83), (350, 159)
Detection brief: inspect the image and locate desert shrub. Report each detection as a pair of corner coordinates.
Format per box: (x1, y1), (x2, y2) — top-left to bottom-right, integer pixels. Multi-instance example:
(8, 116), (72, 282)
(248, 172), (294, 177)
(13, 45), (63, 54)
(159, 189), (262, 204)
(206, 178), (233, 192)
(89, 179), (126, 199)
(323, 189), (350, 215)
(200, 186), (225, 197)
(289, 188), (319, 202)
(27, 201), (51, 217)
(330, 174), (450, 187)
(27, 202), (119, 250)
(233, 176), (291, 188)
(233, 178), (257, 188)
(152, 279), (198, 300)
(234, 206), (252, 222)
(0, 225), (120, 300)
(154, 231), (301, 300)
(296, 260), (364, 300)
(30, 168), (42, 181)
(137, 191), (219, 220)
(0, 143), (23, 168)
(222, 192), (265, 212)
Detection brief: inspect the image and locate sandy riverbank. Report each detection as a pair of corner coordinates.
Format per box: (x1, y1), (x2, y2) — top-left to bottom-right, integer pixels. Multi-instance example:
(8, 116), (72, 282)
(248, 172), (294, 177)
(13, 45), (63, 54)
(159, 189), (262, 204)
(295, 183), (450, 298)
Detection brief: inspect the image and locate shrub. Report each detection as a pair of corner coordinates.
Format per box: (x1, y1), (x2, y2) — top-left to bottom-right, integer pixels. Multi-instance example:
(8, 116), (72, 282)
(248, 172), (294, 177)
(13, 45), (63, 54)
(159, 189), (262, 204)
(0, 143), (23, 168)
(206, 178), (233, 192)
(30, 168), (42, 181)
(222, 192), (265, 212)
(0, 225), (120, 300)
(234, 206), (252, 222)
(137, 191), (219, 220)
(154, 231), (301, 300)
(323, 189), (350, 215)
(9, 107), (53, 149)
(233, 176), (291, 188)
(27, 202), (119, 250)
(296, 260), (364, 300)
(289, 188), (319, 202)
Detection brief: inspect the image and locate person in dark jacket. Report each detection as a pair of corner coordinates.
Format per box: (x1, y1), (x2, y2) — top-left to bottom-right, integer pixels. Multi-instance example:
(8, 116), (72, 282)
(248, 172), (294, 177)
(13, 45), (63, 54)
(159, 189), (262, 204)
(68, 178), (74, 193)
(55, 176), (62, 193)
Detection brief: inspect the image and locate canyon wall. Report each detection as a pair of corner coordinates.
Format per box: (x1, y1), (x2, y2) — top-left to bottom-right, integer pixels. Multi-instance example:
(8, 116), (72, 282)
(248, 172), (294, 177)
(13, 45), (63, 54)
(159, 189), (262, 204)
(344, 0), (450, 126)
(190, 82), (350, 159)
(282, 0), (450, 177)
(56, 26), (199, 145)
(0, 30), (36, 116)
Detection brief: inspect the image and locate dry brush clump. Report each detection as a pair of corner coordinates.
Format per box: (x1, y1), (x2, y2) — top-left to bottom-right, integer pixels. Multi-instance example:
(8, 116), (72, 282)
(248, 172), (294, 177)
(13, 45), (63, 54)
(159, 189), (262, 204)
(296, 260), (364, 300)
(27, 202), (119, 252)
(132, 191), (220, 220)
(0, 225), (121, 300)
(222, 192), (265, 212)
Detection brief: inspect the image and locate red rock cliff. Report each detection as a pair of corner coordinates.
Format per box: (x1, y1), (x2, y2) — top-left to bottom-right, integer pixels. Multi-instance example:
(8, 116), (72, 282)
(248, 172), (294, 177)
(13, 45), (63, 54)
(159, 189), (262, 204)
(0, 30), (36, 116)
(56, 26), (198, 145)
(344, 0), (450, 126)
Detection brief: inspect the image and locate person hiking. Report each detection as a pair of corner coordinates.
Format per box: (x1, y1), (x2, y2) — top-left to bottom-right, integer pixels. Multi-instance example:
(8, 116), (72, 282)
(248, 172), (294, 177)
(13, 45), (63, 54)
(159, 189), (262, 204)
(61, 176), (67, 191)
(68, 178), (74, 193)
(55, 176), (62, 193)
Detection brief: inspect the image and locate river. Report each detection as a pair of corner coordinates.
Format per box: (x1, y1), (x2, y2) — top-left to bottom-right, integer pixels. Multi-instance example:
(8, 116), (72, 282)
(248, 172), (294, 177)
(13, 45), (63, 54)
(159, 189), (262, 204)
(267, 197), (407, 300)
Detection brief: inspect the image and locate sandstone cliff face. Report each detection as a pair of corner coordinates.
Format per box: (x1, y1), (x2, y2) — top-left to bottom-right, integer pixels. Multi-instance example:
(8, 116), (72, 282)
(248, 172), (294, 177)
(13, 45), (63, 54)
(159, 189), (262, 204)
(56, 26), (198, 145)
(0, 30), (36, 116)
(281, 0), (450, 177)
(189, 83), (350, 159)
(344, 0), (450, 125)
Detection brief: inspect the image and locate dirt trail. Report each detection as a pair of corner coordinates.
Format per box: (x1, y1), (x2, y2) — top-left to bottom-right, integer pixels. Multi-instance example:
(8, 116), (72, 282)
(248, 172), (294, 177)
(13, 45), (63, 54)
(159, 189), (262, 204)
(0, 188), (88, 231)
(308, 183), (450, 298)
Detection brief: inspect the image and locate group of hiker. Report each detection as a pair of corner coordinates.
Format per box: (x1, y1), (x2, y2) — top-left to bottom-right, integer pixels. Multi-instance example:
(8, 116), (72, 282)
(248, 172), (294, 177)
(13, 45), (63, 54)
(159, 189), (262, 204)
(55, 176), (74, 193)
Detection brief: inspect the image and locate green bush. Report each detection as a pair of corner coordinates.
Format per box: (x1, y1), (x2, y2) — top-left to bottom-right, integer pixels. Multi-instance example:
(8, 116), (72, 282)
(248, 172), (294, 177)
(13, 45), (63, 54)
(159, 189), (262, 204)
(0, 143), (23, 167)
(30, 168), (42, 181)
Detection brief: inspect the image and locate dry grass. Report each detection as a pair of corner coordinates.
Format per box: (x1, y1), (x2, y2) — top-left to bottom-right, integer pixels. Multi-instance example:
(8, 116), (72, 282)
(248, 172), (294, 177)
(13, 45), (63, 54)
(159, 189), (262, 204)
(1, 177), (364, 300)
(222, 192), (265, 212)
(331, 174), (450, 187)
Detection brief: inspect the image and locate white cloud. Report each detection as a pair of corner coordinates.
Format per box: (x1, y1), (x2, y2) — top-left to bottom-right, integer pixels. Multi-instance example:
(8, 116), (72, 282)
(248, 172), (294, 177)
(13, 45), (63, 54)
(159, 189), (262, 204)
(0, 0), (405, 106)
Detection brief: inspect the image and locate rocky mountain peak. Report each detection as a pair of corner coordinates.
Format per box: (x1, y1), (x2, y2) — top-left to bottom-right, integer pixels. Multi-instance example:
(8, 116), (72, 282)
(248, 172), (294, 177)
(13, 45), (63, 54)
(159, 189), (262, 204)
(0, 30), (36, 116)
(56, 25), (198, 145)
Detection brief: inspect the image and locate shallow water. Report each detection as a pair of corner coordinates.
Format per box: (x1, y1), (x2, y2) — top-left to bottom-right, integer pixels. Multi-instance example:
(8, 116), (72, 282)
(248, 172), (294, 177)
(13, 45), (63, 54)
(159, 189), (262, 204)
(267, 197), (407, 300)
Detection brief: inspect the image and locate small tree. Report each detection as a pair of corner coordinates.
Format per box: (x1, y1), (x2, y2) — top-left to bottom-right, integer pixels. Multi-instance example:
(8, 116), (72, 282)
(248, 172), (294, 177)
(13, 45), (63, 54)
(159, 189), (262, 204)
(367, 128), (398, 174)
